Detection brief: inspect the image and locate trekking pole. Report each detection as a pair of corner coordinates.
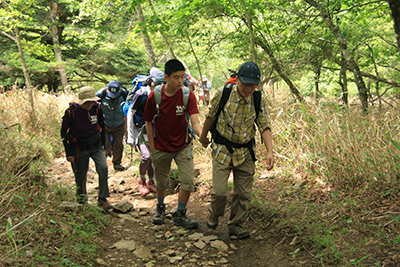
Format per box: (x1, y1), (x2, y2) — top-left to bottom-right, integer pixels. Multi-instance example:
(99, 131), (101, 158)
(131, 147), (133, 162)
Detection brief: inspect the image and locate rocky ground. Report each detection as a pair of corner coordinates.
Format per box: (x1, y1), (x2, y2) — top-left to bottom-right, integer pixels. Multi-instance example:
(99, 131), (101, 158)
(50, 151), (316, 267)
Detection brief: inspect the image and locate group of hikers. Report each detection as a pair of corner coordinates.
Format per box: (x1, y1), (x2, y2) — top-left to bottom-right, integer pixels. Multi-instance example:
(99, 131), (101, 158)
(60, 59), (275, 239)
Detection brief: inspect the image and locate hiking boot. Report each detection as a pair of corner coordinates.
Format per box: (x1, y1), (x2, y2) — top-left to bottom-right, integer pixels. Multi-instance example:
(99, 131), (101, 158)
(229, 225), (250, 239)
(152, 204), (166, 225)
(138, 179), (150, 196)
(98, 198), (113, 211)
(174, 209), (199, 229)
(206, 215), (218, 229)
(147, 179), (156, 193)
(114, 164), (125, 171)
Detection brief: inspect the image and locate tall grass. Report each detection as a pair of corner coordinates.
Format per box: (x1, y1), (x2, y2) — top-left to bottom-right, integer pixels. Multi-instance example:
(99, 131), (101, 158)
(251, 90), (400, 266)
(0, 88), (107, 266)
(267, 92), (400, 191)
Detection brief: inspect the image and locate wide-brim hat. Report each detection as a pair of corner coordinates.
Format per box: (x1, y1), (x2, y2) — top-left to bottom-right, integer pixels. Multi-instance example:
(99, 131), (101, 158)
(238, 61), (260, 86)
(74, 86), (100, 105)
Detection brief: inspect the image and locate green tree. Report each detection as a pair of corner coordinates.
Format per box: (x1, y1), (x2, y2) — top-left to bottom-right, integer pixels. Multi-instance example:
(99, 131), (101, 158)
(1, 0), (36, 123)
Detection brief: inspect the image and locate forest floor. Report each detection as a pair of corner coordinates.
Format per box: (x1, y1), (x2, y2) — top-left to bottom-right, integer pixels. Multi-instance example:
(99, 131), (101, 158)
(48, 149), (320, 267)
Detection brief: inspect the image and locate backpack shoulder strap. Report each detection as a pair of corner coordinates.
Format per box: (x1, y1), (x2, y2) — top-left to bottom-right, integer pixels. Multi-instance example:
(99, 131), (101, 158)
(152, 86), (163, 138)
(209, 84), (232, 138)
(93, 102), (104, 129)
(253, 89), (262, 119)
(99, 89), (107, 100)
(67, 102), (76, 127)
(182, 86), (190, 110)
(154, 85), (162, 114)
(216, 83), (233, 118)
(181, 86), (194, 143)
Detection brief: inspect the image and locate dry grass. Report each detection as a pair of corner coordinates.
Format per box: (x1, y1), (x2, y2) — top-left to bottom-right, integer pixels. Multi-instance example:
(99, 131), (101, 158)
(0, 88), (105, 266)
(248, 89), (400, 266)
(266, 90), (400, 190)
(0, 87), (399, 266)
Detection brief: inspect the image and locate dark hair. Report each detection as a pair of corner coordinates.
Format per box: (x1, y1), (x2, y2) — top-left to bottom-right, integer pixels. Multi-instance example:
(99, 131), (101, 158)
(164, 59), (185, 76)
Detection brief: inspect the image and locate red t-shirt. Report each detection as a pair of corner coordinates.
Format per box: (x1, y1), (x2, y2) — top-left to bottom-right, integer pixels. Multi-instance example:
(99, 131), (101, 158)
(142, 85), (199, 152)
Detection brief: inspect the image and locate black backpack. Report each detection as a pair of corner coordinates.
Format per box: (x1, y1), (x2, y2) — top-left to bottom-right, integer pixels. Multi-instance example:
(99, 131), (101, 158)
(209, 83), (262, 162)
(132, 91), (149, 128)
(209, 83), (262, 140)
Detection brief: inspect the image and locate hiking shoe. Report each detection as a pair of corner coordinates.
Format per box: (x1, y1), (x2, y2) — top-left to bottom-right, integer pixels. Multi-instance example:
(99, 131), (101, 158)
(114, 164), (125, 171)
(147, 179), (156, 193)
(152, 204), (166, 225)
(206, 215), (218, 229)
(138, 179), (150, 196)
(98, 198), (113, 211)
(174, 209), (199, 229)
(229, 225), (250, 239)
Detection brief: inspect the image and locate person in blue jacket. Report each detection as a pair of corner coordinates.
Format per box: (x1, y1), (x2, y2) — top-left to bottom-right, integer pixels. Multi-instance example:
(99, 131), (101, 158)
(97, 80), (128, 171)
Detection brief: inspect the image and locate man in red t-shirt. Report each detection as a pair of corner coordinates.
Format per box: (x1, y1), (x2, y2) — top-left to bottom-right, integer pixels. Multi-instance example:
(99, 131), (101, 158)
(142, 59), (202, 229)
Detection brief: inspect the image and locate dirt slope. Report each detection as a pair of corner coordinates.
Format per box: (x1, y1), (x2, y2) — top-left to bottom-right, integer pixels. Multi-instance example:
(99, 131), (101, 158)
(49, 152), (316, 267)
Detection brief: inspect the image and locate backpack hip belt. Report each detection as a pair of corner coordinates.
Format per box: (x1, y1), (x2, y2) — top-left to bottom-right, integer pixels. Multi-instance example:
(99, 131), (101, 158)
(213, 130), (257, 162)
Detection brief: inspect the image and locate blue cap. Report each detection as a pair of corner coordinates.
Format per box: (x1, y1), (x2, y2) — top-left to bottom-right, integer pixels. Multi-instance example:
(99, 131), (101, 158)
(107, 80), (120, 98)
(238, 62), (260, 86)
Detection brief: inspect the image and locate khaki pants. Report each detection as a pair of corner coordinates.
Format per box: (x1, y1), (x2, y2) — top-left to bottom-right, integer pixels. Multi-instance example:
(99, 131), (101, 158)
(150, 146), (194, 191)
(208, 156), (255, 229)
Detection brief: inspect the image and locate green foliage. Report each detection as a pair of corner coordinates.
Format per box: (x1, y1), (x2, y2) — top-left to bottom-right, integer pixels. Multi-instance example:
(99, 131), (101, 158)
(1, 0), (398, 98)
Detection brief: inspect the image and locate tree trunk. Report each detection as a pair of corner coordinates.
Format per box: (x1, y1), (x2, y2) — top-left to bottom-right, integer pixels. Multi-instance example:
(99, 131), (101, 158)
(256, 38), (304, 102)
(161, 35), (176, 59)
(312, 60), (321, 101)
(49, 0), (68, 93)
(186, 32), (203, 90)
(387, 0), (400, 54)
(148, 0), (176, 59)
(14, 26), (36, 124)
(339, 53), (348, 106)
(136, 3), (156, 67)
(304, 0), (369, 111)
(239, 0), (257, 63)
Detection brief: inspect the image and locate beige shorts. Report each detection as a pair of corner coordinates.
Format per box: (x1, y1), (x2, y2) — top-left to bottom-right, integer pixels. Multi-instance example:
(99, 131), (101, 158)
(150, 146), (195, 191)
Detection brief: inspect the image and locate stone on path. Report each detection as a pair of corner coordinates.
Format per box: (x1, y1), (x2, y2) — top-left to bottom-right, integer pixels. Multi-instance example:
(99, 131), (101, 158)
(134, 246), (152, 259)
(113, 201), (133, 213)
(210, 240), (229, 251)
(113, 240), (136, 251)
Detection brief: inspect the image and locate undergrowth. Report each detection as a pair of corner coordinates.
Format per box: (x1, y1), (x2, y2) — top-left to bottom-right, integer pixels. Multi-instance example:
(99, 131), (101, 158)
(247, 92), (400, 266)
(1, 88), (399, 266)
(0, 89), (108, 266)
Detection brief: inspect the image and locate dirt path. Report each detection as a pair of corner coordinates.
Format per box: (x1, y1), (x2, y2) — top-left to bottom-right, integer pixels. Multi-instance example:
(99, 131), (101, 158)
(50, 152), (313, 267)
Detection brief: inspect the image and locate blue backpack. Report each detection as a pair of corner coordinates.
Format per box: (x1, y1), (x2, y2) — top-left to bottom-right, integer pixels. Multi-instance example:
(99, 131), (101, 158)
(123, 75), (149, 116)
